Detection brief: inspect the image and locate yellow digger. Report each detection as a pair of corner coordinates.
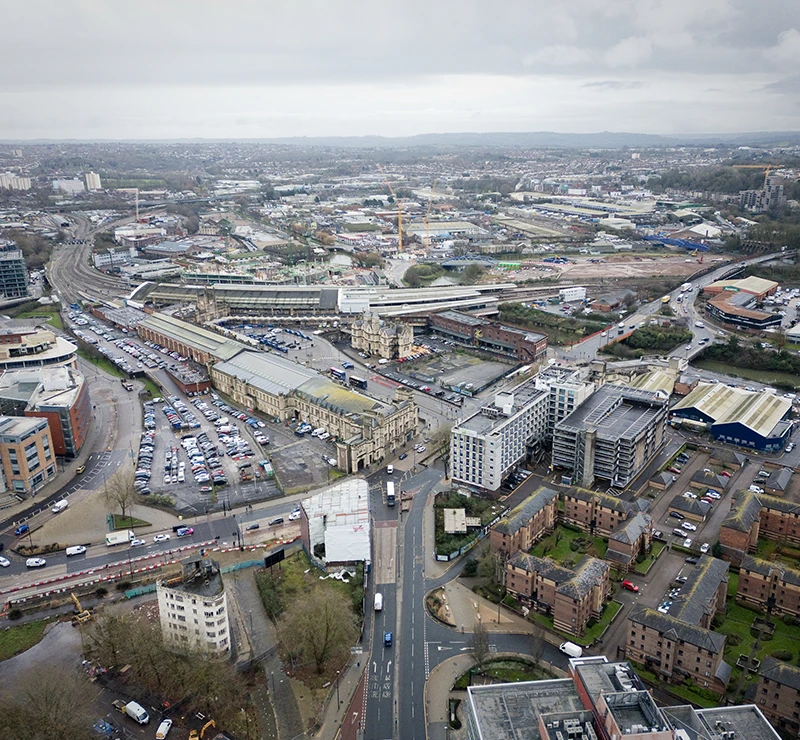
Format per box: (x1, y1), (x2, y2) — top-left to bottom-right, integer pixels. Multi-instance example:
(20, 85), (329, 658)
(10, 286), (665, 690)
(71, 593), (92, 626)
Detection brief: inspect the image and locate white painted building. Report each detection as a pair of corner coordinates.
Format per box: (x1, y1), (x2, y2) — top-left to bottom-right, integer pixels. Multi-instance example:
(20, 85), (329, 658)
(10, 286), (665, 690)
(450, 378), (549, 492)
(559, 286), (587, 302)
(157, 556), (230, 654)
(85, 172), (102, 191)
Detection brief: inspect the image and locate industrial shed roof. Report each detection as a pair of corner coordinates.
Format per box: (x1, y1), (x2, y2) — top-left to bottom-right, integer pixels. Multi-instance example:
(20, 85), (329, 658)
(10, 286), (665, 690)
(213, 350), (316, 396)
(672, 383), (791, 438)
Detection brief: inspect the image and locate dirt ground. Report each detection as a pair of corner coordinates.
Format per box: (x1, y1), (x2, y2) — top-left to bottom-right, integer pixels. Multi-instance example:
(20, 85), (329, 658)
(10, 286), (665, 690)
(484, 252), (731, 284)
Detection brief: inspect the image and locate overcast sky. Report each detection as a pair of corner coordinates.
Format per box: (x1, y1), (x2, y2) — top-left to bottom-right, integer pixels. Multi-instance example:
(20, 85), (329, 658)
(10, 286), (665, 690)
(2, 0), (800, 140)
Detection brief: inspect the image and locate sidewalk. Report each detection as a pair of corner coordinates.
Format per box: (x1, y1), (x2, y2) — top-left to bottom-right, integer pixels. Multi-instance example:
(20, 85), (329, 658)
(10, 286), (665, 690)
(424, 654), (475, 740)
(440, 579), (539, 635)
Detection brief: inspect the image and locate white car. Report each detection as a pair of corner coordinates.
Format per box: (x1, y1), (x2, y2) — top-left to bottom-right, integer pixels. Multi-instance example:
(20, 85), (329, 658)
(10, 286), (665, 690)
(700, 543), (710, 554)
(681, 522), (697, 531)
(683, 538), (693, 548)
(156, 719), (173, 739)
(0, 556), (9, 567)
(51, 500), (69, 513)
(130, 538), (146, 547)
(153, 534), (171, 543)
(288, 510), (301, 521)
(26, 557), (47, 568)
(386, 464), (394, 475)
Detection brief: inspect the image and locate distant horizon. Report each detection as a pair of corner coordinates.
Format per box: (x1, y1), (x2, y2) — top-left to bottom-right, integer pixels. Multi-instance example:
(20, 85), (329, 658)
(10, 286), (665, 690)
(2, 129), (800, 147)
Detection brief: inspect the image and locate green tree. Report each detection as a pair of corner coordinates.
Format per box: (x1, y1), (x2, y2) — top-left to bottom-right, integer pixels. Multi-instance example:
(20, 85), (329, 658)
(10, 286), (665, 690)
(461, 264), (485, 285)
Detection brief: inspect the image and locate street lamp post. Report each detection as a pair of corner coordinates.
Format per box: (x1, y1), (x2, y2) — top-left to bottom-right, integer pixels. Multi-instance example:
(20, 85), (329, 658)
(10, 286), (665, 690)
(336, 670), (341, 711)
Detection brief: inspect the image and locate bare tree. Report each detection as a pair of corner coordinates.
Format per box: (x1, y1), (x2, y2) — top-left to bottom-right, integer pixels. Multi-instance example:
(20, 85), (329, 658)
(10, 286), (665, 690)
(0, 666), (93, 740)
(103, 469), (137, 524)
(477, 548), (503, 585)
(277, 586), (358, 673)
(470, 619), (490, 671)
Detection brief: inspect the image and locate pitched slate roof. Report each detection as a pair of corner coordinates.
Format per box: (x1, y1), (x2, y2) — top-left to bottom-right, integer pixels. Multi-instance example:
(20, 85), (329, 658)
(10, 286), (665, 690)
(507, 552), (574, 586)
(690, 470), (727, 490)
(610, 512), (652, 545)
(722, 490), (763, 533)
(668, 556), (729, 624)
(628, 605), (726, 653)
(760, 657), (800, 692)
(741, 555), (800, 586)
(765, 467), (793, 492)
(557, 557), (609, 600)
(670, 495), (713, 517)
(566, 487), (633, 515)
(493, 487), (558, 536)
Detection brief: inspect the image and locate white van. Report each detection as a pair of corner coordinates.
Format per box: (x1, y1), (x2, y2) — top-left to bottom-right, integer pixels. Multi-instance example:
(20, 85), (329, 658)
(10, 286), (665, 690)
(559, 641), (583, 658)
(125, 701), (150, 725)
(374, 592), (383, 611)
(311, 427), (325, 438)
(66, 545), (87, 556)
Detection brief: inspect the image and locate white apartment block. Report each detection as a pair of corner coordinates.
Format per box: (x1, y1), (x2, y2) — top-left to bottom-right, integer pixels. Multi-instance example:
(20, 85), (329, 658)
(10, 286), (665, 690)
(450, 378), (548, 492)
(85, 171), (102, 191)
(559, 286), (587, 302)
(157, 556), (230, 655)
(0, 173), (31, 191)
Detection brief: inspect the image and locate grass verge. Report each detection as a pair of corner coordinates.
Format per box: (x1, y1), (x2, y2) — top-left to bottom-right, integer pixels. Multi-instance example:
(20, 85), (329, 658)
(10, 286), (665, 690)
(0, 619), (50, 662)
(112, 514), (150, 529)
(77, 347), (126, 378)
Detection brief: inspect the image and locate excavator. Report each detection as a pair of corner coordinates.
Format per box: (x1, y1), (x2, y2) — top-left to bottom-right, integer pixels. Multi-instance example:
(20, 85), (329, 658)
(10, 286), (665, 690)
(71, 593), (92, 625)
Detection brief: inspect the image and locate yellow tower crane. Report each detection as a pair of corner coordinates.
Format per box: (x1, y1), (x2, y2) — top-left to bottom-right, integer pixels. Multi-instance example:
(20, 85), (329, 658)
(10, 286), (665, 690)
(377, 164), (403, 252)
(424, 179), (438, 249)
(732, 163), (783, 186)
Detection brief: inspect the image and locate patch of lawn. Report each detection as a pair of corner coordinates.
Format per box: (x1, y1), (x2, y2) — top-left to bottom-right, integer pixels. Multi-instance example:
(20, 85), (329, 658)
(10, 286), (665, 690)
(718, 598), (800, 666)
(664, 682), (719, 708)
(141, 378), (161, 398)
(453, 658), (554, 689)
(18, 308), (63, 329)
(530, 525), (606, 566)
(0, 618), (50, 662)
(634, 541), (665, 575)
(77, 347), (126, 378)
(112, 514), (150, 529)
(756, 538), (800, 568)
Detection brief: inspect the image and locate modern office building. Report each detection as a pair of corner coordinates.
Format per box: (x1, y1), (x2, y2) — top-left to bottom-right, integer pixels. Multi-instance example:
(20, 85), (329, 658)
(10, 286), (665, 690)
(349, 313), (413, 359)
(0, 415), (57, 496)
(552, 385), (668, 489)
(0, 367), (92, 457)
(450, 378), (548, 492)
(0, 240), (28, 299)
(157, 556), (230, 655)
(534, 365), (597, 438)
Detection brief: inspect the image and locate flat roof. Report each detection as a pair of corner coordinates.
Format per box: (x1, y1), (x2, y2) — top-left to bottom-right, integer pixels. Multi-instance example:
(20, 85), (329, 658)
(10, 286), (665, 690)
(139, 312), (249, 360)
(455, 376), (547, 436)
(555, 385), (666, 441)
(466, 679), (583, 740)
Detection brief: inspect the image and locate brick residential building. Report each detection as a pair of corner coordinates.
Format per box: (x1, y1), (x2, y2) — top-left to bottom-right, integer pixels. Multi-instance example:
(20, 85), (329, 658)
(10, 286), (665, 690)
(561, 487), (636, 538)
(506, 552), (611, 637)
(606, 512), (653, 572)
(738, 556), (800, 618)
(490, 487), (558, 557)
(627, 606), (730, 694)
(756, 657), (800, 738)
(720, 491), (800, 565)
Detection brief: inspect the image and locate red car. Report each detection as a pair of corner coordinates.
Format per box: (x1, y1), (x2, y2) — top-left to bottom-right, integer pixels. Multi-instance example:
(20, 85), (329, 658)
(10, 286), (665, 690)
(621, 580), (639, 593)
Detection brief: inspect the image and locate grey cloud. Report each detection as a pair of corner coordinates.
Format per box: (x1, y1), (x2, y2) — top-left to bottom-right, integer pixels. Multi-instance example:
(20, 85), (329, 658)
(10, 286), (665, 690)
(582, 81), (646, 90)
(762, 75), (800, 94)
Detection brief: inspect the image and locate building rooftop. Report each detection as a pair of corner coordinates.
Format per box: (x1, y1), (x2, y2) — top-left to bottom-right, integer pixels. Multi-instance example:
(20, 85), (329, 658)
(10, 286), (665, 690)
(705, 276), (778, 296)
(213, 350), (317, 396)
(302, 478), (371, 563)
(456, 376), (548, 436)
(0, 366), (85, 411)
(670, 495), (713, 518)
(558, 556), (609, 600)
(139, 312), (249, 361)
(741, 555), (800, 586)
(668, 556), (729, 624)
(759, 656), (800, 692)
(466, 679), (583, 740)
(722, 490), (763, 533)
(555, 385), (666, 441)
(168, 556), (224, 599)
(672, 383), (791, 438)
(0, 414), (47, 441)
(628, 605), (726, 653)
(624, 369), (676, 396)
(663, 705), (781, 740)
(493, 487), (558, 536)
(609, 512), (652, 546)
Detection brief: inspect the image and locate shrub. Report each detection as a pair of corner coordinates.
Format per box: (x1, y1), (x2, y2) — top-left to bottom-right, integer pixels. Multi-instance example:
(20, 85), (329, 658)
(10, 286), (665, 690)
(462, 559), (478, 577)
(772, 649), (793, 661)
(727, 634), (742, 647)
(569, 541), (580, 551)
(95, 587), (108, 598)
(7, 608), (22, 620)
(115, 581), (132, 591)
(783, 614), (796, 627)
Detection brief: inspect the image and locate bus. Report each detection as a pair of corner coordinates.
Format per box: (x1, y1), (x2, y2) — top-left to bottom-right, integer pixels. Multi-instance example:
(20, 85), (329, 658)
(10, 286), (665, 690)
(349, 376), (368, 390)
(329, 367), (346, 381)
(386, 481), (396, 507)
(661, 295), (671, 304)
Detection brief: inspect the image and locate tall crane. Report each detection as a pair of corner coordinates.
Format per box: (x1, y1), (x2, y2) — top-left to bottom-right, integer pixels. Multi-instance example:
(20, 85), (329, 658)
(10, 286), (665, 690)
(424, 179), (438, 249)
(377, 164), (403, 252)
(732, 163), (783, 186)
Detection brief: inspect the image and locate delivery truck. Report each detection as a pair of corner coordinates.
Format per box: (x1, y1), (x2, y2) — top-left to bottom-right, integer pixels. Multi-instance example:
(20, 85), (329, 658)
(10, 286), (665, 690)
(105, 530), (135, 547)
